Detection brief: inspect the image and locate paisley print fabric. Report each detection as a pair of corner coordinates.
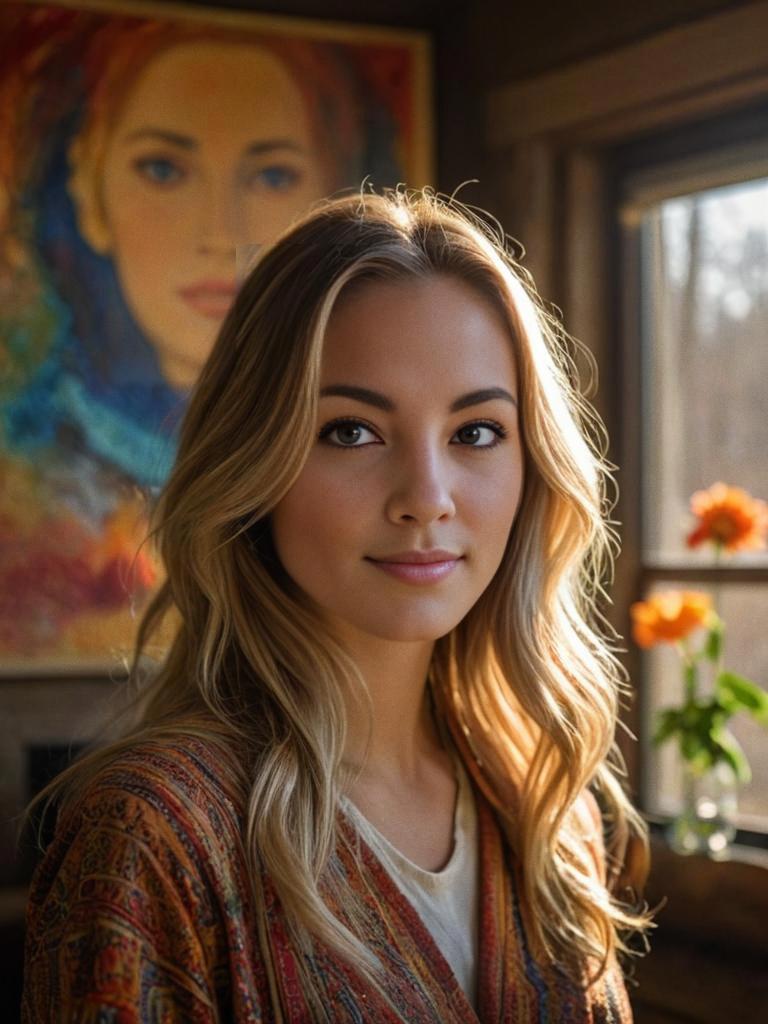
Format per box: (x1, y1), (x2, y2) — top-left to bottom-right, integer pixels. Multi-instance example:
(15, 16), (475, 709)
(22, 736), (633, 1022)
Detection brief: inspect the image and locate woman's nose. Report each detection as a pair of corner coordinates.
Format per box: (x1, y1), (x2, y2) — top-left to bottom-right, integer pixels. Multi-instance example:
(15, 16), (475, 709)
(196, 177), (240, 256)
(384, 444), (457, 524)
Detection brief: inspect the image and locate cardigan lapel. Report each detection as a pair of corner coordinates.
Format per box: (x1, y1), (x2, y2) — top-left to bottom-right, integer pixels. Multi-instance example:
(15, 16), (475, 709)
(260, 781), (628, 1024)
(333, 804), (482, 1022)
(328, 779), (541, 1024)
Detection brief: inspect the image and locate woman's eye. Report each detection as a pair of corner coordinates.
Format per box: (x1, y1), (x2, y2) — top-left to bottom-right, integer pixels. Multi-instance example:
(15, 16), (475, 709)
(133, 156), (186, 186)
(248, 165), (303, 192)
(452, 422), (507, 448)
(318, 419), (507, 450)
(318, 419), (380, 448)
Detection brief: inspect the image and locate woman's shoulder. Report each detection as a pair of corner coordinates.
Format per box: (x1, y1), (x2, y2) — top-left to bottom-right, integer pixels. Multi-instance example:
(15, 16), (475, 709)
(27, 732), (253, 940)
(23, 734), (262, 1022)
(40, 731), (249, 889)
(83, 731), (247, 811)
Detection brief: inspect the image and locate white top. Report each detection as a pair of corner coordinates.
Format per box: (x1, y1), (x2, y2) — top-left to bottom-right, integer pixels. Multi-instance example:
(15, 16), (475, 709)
(339, 753), (480, 1009)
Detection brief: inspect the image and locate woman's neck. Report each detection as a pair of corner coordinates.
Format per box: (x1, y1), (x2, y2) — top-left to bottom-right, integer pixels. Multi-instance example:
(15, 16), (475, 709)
(337, 631), (446, 789)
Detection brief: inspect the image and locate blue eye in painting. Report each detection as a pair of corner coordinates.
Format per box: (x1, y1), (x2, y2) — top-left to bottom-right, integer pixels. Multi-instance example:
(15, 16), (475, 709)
(133, 156), (186, 186)
(250, 164), (303, 192)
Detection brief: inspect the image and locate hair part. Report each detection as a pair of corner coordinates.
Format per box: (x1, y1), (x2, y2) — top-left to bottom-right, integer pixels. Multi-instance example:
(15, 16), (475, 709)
(22, 185), (655, 1017)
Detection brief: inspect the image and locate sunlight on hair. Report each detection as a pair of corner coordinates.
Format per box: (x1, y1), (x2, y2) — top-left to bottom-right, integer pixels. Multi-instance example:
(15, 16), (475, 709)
(390, 190), (414, 229)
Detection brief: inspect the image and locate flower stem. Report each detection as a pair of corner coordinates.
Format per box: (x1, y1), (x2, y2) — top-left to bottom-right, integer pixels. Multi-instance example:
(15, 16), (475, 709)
(712, 542), (726, 685)
(679, 639), (698, 702)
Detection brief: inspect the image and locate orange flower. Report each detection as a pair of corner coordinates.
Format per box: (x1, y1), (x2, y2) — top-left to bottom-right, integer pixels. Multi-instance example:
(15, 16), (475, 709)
(630, 591), (713, 648)
(686, 482), (768, 552)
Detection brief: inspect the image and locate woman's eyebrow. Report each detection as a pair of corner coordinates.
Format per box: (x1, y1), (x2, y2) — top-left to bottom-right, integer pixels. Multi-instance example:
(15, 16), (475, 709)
(245, 140), (308, 157)
(319, 384), (518, 411)
(122, 130), (307, 157)
(123, 128), (197, 149)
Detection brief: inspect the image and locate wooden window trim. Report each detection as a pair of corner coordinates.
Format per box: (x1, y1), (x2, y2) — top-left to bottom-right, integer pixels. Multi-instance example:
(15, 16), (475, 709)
(486, 1), (768, 148)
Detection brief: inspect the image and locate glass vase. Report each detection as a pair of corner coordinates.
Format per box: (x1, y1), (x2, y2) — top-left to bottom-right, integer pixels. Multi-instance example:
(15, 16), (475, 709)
(666, 759), (739, 859)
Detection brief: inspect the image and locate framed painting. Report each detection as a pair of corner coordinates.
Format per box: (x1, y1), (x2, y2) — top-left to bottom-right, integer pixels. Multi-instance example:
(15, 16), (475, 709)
(0, 0), (433, 675)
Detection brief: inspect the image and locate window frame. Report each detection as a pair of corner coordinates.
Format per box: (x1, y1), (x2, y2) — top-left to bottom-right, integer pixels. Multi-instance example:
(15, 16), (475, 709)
(608, 107), (768, 847)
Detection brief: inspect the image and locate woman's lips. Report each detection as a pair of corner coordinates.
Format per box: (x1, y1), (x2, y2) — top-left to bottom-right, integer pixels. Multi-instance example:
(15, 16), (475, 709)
(178, 280), (237, 320)
(365, 557), (462, 584)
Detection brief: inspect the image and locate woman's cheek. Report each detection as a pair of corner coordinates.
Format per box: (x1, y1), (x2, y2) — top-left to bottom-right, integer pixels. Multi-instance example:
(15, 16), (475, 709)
(105, 177), (198, 255)
(241, 173), (326, 242)
(273, 462), (368, 567)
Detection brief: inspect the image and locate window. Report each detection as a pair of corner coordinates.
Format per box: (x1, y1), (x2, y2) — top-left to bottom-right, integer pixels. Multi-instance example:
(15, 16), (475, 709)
(617, 134), (768, 839)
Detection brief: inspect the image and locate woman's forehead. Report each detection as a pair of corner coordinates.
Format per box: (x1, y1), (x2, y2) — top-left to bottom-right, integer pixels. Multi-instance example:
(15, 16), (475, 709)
(320, 275), (519, 396)
(112, 41), (311, 147)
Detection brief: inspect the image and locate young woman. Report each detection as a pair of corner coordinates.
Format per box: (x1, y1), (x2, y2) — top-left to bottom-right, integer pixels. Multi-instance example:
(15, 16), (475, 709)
(21, 188), (655, 1022)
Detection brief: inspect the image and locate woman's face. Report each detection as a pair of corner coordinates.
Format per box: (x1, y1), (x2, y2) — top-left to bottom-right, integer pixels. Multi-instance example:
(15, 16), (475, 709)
(80, 41), (327, 390)
(270, 274), (525, 649)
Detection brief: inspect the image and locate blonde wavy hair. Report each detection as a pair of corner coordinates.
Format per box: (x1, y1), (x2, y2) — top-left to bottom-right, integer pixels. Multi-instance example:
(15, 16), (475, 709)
(25, 186), (655, 1017)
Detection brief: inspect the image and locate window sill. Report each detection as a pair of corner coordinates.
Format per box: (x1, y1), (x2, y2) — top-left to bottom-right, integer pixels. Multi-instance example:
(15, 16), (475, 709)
(644, 832), (768, 952)
(630, 834), (768, 1022)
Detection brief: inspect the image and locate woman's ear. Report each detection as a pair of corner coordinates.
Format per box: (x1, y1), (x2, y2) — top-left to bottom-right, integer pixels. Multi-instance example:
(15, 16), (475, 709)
(67, 134), (113, 256)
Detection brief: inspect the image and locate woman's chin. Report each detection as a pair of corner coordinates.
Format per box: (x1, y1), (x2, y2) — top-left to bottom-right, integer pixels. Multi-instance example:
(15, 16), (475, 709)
(341, 612), (464, 645)
(150, 336), (215, 392)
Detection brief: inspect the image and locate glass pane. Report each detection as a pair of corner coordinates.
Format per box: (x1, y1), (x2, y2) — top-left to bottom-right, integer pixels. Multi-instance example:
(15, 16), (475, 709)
(643, 583), (768, 828)
(640, 177), (768, 566)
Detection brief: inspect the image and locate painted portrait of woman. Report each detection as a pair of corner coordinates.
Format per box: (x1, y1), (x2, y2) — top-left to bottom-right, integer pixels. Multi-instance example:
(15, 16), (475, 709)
(0, 1), (427, 669)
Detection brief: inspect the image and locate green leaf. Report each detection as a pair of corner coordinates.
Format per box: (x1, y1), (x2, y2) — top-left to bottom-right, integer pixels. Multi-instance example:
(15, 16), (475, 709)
(710, 728), (752, 784)
(703, 625), (723, 663)
(671, 700), (729, 771)
(680, 701), (703, 731)
(653, 709), (682, 747)
(716, 671), (768, 725)
(680, 726), (709, 765)
(684, 662), (698, 701)
(680, 738), (714, 773)
(714, 688), (740, 716)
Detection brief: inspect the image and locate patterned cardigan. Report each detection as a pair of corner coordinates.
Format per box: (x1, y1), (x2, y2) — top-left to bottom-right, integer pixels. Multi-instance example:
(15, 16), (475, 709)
(22, 736), (634, 1022)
